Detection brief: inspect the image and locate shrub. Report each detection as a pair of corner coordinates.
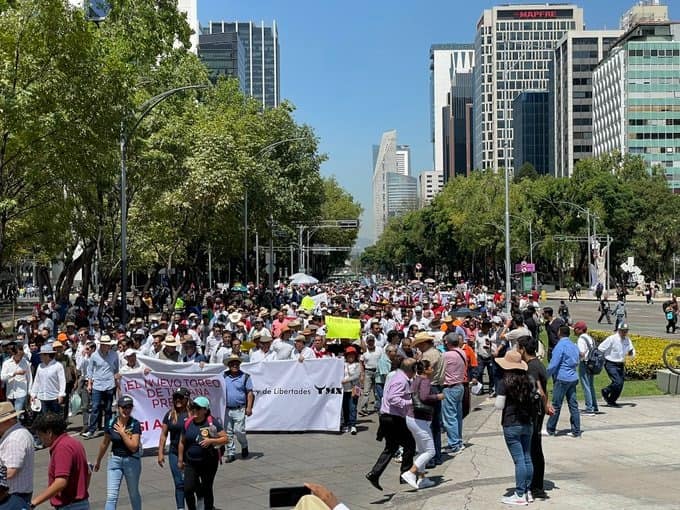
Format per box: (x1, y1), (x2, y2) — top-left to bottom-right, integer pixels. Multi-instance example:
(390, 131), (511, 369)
(590, 330), (667, 379)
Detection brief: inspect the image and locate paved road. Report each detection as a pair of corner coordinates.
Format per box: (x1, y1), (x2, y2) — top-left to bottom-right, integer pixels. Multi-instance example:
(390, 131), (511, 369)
(28, 394), (680, 509)
(544, 296), (674, 339)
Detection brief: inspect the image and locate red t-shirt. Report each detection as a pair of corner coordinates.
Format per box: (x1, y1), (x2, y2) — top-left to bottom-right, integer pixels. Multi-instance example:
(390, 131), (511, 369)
(48, 433), (89, 506)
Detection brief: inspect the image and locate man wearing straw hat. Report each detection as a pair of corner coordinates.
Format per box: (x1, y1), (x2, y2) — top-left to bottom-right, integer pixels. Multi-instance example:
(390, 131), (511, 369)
(82, 335), (118, 439)
(0, 401), (34, 504)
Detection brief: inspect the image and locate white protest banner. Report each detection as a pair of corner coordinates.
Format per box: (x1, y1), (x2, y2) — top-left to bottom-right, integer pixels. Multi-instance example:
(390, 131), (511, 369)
(121, 358), (226, 449)
(310, 292), (328, 310)
(240, 358), (343, 432)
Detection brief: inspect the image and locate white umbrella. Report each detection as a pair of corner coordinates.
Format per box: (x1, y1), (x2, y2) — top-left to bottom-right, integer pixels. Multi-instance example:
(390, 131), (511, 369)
(424, 278), (436, 284)
(290, 274), (319, 285)
(290, 272), (307, 280)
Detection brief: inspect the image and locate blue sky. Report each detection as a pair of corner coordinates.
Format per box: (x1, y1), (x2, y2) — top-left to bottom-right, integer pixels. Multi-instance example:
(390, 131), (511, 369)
(198, 1), (674, 243)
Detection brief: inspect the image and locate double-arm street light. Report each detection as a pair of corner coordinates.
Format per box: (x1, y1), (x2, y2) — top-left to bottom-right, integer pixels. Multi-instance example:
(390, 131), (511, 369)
(119, 84), (209, 325)
(243, 137), (305, 284)
(510, 214), (535, 288)
(552, 200), (600, 287)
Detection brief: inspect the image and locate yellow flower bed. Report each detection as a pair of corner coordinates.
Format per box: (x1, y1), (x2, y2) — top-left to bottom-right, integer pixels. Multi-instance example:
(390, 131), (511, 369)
(590, 330), (668, 379)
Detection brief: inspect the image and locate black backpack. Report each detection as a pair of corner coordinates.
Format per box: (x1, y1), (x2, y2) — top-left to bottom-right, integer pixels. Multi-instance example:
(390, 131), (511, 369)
(583, 334), (605, 375)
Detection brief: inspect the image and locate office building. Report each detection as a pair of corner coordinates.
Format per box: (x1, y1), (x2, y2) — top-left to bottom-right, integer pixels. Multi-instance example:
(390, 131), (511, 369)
(199, 21), (280, 109)
(418, 171), (444, 206)
(372, 130), (418, 238)
(593, 22), (680, 192)
(513, 91), (552, 174)
(178, 0), (200, 53)
(442, 70), (474, 181)
(620, 1), (669, 31)
(553, 30), (622, 177)
(430, 44), (475, 174)
(473, 4), (584, 173)
(395, 145), (412, 176)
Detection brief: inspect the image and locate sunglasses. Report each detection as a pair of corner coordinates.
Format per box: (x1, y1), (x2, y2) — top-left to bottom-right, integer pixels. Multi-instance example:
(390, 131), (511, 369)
(120, 405), (133, 410)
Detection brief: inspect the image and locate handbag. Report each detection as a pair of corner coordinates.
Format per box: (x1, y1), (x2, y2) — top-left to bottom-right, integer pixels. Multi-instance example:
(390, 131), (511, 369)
(352, 385), (362, 398)
(411, 377), (434, 419)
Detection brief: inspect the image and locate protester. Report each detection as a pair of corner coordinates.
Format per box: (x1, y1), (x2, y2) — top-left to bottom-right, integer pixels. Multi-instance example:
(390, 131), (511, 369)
(29, 345), (66, 417)
(0, 460), (26, 510)
(224, 354), (254, 462)
(545, 325), (581, 437)
(517, 336), (551, 500)
(178, 396), (227, 510)
(31, 412), (90, 509)
(441, 333), (467, 455)
(93, 395), (142, 510)
(401, 360), (441, 489)
(365, 358), (416, 491)
(574, 321), (599, 416)
(494, 351), (534, 505)
(293, 483), (350, 510)
(158, 388), (190, 510)
(0, 402), (34, 505)
(341, 347), (361, 435)
(598, 323), (636, 406)
(83, 335), (119, 439)
(0, 344), (32, 414)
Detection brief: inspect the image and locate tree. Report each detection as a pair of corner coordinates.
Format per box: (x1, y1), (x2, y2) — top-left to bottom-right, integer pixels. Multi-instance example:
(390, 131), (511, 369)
(514, 162), (538, 182)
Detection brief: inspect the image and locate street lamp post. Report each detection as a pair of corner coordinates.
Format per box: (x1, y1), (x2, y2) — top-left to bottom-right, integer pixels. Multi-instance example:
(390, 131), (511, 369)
(246, 137), (305, 284)
(510, 215), (534, 288)
(120, 84), (208, 325)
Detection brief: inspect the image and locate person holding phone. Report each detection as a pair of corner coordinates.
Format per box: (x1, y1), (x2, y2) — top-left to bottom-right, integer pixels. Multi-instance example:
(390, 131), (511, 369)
(178, 397), (227, 510)
(93, 395), (142, 510)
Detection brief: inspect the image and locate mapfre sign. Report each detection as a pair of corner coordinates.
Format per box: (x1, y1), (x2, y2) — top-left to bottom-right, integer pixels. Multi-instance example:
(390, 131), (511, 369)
(516, 10), (557, 19)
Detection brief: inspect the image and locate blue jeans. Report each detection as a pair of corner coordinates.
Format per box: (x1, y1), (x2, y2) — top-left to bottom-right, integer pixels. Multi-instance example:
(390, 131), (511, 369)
(503, 424), (534, 497)
(578, 361), (599, 412)
(546, 379), (581, 435)
(441, 384), (464, 450)
(374, 382), (384, 411)
(41, 399), (61, 415)
(9, 396), (26, 414)
(105, 455), (142, 510)
(168, 451), (184, 509)
(341, 391), (357, 427)
(430, 390), (443, 463)
(602, 361), (625, 404)
(89, 389), (114, 433)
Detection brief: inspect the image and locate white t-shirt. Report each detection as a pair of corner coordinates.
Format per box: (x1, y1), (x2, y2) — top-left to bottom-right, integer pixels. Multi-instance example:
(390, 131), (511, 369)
(360, 347), (383, 370)
(577, 333), (595, 360)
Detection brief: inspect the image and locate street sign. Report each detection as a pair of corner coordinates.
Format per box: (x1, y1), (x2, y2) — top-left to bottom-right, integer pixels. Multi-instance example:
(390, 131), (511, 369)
(415, 262), (423, 270)
(515, 262), (535, 273)
(266, 263), (275, 275)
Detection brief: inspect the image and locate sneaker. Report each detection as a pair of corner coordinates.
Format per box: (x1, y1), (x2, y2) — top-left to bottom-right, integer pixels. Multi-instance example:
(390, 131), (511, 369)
(530, 489), (548, 499)
(341, 426), (349, 433)
(350, 426), (357, 435)
(400, 471), (419, 490)
(450, 444), (466, 455)
(583, 412), (596, 417)
(393, 454), (403, 463)
(225, 455), (236, 463)
(569, 432), (581, 438)
(526, 490), (534, 503)
(501, 493), (528, 506)
(80, 431), (94, 439)
(418, 477), (435, 489)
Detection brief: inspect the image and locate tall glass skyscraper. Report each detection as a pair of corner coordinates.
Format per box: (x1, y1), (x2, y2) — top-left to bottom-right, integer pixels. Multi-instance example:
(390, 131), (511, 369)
(513, 91), (552, 174)
(473, 4), (584, 173)
(199, 21), (280, 109)
(593, 22), (680, 192)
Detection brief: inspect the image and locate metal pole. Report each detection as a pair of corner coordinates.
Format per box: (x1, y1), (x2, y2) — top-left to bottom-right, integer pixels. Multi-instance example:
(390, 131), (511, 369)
(243, 191), (248, 283)
(255, 231), (260, 287)
(606, 234), (611, 295)
(208, 242), (212, 290)
(503, 67), (512, 313)
(586, 209), (591, 289)
(120, 133), (128, 326)
(298, 226), (304, 273)
(529, 221), (534, 289)
(306, 230), (311, 275)
(269, 214), (274, 290)
(290, 245), (294, 276)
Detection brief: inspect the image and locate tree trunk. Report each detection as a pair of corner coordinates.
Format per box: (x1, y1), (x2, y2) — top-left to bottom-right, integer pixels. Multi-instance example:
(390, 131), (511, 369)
(80, 248), (94, 299)
(56, 244), (95, 303)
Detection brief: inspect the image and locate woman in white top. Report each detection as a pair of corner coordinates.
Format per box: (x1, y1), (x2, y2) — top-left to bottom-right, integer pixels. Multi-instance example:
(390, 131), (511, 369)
(341, 346), (361, 435)
(0, 343), (32, 412)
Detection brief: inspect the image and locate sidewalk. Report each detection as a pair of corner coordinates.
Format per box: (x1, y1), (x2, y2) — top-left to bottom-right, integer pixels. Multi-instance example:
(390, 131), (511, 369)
(389, 395), (680, 510)
(545, 289), (665, 303)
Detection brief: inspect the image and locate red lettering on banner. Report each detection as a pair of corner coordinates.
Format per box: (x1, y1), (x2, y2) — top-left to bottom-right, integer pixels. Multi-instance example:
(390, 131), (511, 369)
(124, 379), (142, 391)
(516, 10), (557, 19)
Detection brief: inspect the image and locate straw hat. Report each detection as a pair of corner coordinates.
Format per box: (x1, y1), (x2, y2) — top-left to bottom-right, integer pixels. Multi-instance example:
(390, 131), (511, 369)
(0, 402), (21, 423)
(228, 312), (242, 323)
(496, 351), (528, 371)
(412, 331), (435, 348)
(162, 335), (181, 347)
(99, 335), (116, 345)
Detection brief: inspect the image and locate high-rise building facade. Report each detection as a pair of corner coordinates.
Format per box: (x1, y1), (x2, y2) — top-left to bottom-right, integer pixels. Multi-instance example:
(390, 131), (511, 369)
(372, 131), (417, 239)
(199, 21), (280, 109)
(513, 91), (552, 174)
(473, 4), (584, 173)
(620, 1), (669, 31)
(442, 70), (474, 182)
(593, 22), (680, 192)
(418, 171), (444, 206)
(395, 145), (411, 176)
(430, 44), (475, 174)
(553, 30), (622, 177)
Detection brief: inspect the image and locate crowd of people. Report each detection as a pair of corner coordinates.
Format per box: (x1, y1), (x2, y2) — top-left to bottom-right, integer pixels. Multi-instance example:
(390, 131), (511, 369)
(0, 279), (639, 508)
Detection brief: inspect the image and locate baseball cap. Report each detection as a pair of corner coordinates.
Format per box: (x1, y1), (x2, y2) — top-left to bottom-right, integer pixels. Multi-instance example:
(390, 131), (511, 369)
(117, 395), (134, 408)
(573, 321), (587, 331)
(192, 396), (210, 409)
(173, 387), (191, 399)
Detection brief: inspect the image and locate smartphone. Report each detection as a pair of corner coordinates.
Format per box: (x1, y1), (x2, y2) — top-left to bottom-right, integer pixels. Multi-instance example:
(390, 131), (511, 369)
(269, 486), (311, 508)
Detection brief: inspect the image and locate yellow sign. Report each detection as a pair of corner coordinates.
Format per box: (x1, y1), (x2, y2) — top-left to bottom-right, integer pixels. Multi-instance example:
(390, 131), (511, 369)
(300, 296), (316, 312)
(325, 316), (361, 340)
